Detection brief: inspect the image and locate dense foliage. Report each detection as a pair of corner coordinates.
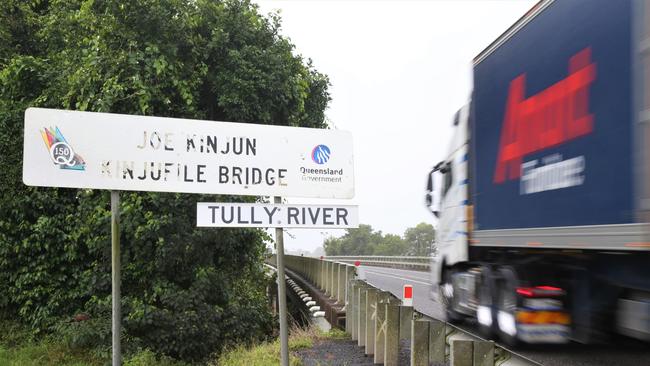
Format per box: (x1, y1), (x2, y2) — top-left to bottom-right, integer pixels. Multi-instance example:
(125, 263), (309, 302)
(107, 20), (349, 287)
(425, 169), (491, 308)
(0, 0), (330, 361)
(323, 223), (436, 256)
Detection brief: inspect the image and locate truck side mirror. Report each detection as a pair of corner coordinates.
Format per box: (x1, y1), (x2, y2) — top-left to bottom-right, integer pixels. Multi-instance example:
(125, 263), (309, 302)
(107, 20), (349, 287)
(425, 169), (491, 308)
(425, 167), (440, 218)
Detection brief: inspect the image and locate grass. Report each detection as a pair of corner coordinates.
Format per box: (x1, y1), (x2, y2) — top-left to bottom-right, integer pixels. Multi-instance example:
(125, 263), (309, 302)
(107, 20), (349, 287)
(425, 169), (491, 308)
(0, 322), (103, 366)
(0, 320), (188, 366)
(216, 326), (350, 366)
(0, 343), (102, 366)
(0, 319), (350, 366)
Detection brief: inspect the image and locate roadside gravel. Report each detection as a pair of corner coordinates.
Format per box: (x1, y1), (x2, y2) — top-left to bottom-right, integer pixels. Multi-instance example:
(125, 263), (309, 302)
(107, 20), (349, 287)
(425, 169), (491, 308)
(297, 338), (437, 366)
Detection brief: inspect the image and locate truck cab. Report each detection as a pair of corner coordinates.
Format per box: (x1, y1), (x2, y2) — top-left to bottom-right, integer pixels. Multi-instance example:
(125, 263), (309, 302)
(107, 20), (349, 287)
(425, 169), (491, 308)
(428, 105), (470, 302)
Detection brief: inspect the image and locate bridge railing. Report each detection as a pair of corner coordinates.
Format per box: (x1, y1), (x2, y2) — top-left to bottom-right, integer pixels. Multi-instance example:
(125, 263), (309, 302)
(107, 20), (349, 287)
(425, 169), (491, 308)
(325, 255), (432, 271)
(268, 254), (535, 366)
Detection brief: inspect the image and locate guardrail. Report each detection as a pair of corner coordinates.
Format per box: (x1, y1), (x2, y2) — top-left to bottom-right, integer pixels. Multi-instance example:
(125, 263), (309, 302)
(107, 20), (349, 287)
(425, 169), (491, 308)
(325, 255), (432, 271)
(271, 255), (537, 366)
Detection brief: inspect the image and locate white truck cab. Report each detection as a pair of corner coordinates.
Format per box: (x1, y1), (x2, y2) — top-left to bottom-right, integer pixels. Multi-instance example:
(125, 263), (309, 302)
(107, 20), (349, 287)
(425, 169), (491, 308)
(428, 105), (470, 301)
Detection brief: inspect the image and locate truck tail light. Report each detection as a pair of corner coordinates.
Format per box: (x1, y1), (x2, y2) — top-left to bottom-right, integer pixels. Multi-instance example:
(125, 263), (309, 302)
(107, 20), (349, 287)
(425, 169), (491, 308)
(516, 286), (565, 298)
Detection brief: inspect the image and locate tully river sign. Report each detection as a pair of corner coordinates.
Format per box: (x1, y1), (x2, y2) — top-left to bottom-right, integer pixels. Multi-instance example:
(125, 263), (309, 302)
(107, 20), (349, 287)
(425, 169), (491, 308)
(197, 203), (359, 228)
(23, 108), (354, 198)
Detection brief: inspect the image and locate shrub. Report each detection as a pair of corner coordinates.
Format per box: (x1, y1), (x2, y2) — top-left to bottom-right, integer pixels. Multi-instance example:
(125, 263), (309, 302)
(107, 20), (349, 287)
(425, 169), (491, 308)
(0, 0), (329, 361)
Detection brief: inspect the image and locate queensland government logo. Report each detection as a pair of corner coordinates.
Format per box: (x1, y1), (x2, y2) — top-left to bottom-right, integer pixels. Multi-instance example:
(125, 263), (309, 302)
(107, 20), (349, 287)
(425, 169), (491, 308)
(40, 127), (86, 171)
(301, 144), (342, 183)
(311, 144), (331, 164)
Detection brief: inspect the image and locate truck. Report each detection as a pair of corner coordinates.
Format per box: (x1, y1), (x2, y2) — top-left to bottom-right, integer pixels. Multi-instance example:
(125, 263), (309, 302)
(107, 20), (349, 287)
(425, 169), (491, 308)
(426, 0), (650, 345)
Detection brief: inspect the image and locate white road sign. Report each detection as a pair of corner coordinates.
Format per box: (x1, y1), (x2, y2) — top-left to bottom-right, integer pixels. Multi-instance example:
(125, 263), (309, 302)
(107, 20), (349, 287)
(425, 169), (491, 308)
(22, 108), (354, 198)
(197, 202), (359, 228)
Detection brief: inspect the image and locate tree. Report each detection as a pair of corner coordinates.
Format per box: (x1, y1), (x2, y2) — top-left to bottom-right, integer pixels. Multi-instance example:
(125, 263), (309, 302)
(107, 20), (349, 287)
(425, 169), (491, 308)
(323, 224), (382, 256)
(323, 225), (404, 256)
(373, 234), (408, 256)
(0, 0), (329, 361)
(322, 223), (435, 257)
(404, 222), (436, 256)
(323, 236), (343, 256)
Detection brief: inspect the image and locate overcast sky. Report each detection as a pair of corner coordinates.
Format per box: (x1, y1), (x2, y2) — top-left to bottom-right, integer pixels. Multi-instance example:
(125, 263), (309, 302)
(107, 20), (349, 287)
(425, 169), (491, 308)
(255, 0), (537, 253)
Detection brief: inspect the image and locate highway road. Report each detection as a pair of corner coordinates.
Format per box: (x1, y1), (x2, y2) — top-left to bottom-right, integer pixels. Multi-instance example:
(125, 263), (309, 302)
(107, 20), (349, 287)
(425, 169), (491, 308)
(358, 266), (650, 366)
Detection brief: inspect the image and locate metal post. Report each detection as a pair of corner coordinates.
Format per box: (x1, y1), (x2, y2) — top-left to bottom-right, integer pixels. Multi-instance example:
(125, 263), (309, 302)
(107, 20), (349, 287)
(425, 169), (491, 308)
(411, 319), (429, 366)
(384, 304), (400, 366)
(330, 261), (336, 298)
(400, 305), (413, 340)
(473, 341), (495, 366)
(274, 196), (289, 366)
(429, 319), (446, 364)
(365, 288), (378, 355)
(373, 301), (386, 362)
(451, 340), (473, 366)
(338, 264), (345, 304)
(347, 280), (356, 335)
(345, 265), (354, 309)
(358, 286), (368, 347)
(110, 191), (121, 366)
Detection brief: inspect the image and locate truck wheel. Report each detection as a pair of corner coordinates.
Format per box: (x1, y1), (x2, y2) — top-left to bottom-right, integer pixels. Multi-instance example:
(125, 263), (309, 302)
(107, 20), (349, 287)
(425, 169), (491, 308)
(440, 267), (463, 323)
(496, 267), (520, 347)
(477, 267), (497, 339)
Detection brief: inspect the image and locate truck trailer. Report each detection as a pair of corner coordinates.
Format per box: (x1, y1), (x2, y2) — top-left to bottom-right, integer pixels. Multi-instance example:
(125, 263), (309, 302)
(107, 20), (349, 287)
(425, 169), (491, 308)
(426, 0), (650, 345)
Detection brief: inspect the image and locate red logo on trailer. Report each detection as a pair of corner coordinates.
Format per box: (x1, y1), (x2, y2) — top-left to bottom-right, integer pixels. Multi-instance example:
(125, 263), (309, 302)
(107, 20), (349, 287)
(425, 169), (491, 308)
(493, 47), (597, 184)
(354, 260), (361, 267)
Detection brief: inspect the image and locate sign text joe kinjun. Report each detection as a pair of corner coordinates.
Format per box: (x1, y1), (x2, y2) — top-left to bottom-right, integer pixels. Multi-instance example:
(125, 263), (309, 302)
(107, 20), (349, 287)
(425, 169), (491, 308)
(23, 108), (354, 198)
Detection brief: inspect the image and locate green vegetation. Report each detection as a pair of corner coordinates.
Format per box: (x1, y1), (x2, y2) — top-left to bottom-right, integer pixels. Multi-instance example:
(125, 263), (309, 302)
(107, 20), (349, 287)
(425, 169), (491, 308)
(0, 342), (101, 366)
(0, 342), (190, 366)
(0, 320), (102, 366)
(0, 321), (187, 366)
(323, 222), (436, 256)
(216, 327), (348, 366)
(216, 338), (305, 366)
(0, 320), (348, 365)
(0, 0), (329, 362)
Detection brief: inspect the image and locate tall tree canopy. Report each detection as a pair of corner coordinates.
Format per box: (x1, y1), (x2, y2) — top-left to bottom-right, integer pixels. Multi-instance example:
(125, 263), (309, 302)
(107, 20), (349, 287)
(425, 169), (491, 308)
(0, 0), (329, 361)
(323, 223), (436, 257)
(404, 222), (436, 256)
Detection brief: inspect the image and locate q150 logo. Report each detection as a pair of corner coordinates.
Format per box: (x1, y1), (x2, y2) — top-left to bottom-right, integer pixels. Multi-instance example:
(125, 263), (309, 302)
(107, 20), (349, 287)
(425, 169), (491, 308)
(493, 47), (596, 184)
(311, 144), (331, 164)
(40, 127), (86, 171)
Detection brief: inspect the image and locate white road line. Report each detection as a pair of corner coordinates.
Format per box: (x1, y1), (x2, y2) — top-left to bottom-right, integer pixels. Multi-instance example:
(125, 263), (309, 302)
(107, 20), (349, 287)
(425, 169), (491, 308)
(362, 268), (431, 282)
(363, 269), (431, 286)
(379, 271), (431, 282)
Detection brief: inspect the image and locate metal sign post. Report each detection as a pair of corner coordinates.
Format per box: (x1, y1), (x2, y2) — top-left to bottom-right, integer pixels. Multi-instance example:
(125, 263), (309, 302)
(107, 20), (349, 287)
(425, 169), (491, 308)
(274, 196), (289, 366)
(111, 191), (121, 366)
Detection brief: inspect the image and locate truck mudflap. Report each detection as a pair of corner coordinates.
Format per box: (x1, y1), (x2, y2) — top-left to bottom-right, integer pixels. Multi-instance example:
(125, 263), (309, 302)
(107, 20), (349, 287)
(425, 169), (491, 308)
(616, 297), (650, 341)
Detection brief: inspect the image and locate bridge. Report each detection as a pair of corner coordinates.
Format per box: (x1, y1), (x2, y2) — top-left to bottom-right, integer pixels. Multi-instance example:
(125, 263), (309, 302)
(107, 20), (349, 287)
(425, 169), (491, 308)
(270, 255), (650, 366)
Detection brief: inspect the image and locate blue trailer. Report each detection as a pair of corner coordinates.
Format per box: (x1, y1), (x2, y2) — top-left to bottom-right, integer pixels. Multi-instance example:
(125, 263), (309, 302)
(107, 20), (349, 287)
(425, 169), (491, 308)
(426, 0), (650, 345)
